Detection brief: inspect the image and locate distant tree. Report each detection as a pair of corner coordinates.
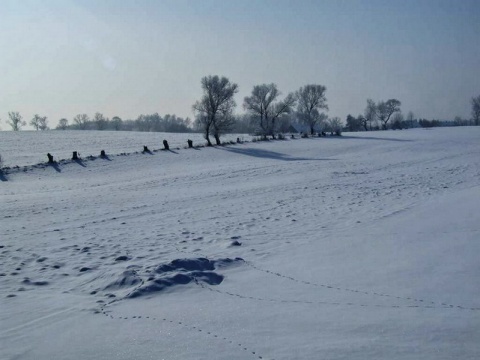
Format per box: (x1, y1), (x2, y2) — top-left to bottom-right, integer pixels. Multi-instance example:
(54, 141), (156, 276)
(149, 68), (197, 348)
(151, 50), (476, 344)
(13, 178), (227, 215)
(295, 84), (328, 135)
(361, 99), (377, 131)
(345, 114), (363, 132)
(244, 83), (296, 139)
(472, 95), (480, 126)
(377, 99), (401, 130)
(231, 114), (256, 134)
(73, 113), (90, 130)
(57, 118), (69, 130)
(406, 111), (415, 128)
(327, 117), (343, 135)
(111, 116), (123, 131)
(30, 114), (41, 130)
(453, 116), (462, 126)
(419, 119), (441, 128)
(391, 112), (404, 130)
(94, 112), (108, 130)
(30, 114), (48, 130)
(192, 75), (238, 146)
(39, 116), (48, 130)
(7, 112), (26, 131)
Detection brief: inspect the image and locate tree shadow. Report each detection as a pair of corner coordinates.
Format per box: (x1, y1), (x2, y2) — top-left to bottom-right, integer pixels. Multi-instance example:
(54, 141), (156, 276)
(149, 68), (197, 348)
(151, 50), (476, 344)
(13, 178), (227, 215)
(142, 150), (154, 155)
(48, 162), (61, 173)
(336, 135), (413, 142)
(217, 147), (336, 161)
(0, 171), (7, 182)
(167, 149), (179, 154)
(101, 155), (112, 161)
(74, 159), (87, 167)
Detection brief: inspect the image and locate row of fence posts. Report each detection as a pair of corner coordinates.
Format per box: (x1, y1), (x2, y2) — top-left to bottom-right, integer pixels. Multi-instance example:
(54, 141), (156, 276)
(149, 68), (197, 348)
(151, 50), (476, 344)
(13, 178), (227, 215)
(46, 138), (244, 163)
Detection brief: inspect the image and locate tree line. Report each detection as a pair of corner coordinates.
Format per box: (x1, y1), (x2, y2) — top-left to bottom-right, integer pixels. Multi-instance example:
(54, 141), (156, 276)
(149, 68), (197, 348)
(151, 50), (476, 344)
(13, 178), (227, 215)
(1, 77), (479, 139)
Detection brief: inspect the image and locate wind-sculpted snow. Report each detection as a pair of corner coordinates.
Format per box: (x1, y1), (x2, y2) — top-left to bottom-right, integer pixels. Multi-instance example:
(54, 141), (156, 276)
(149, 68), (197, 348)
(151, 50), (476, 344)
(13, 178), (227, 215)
(1, 128), (480, 360)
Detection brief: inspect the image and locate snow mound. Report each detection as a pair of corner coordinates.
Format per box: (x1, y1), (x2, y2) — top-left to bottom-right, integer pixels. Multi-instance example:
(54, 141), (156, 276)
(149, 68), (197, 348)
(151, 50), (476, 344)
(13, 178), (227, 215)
(127, 257), (243, 299)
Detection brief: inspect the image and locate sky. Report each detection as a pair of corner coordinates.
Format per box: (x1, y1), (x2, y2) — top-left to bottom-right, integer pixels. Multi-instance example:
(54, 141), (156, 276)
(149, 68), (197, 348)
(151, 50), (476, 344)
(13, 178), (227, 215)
(0, 0), (479, 129)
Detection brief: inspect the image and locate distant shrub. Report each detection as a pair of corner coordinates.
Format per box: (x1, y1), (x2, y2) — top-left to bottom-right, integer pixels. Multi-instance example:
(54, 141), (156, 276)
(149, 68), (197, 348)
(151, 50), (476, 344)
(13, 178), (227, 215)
(301, 132), (309, 138)
(277, 133), (285, 140)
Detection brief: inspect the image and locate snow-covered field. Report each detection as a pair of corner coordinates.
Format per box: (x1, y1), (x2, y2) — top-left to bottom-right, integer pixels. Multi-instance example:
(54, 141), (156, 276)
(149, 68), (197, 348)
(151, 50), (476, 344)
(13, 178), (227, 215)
(1, 128), (479, 360)
(0, 130), (253, 167)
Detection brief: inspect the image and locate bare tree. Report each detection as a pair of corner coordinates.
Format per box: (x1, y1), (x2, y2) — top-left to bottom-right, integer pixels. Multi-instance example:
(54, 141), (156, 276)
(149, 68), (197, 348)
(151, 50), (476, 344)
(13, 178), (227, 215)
(391, 112), (405, 130)
(57, 118), (69, 130)
(73, 114), (90, 130)
(327, 117), (343, 135)
(7, 112), (26, 131)
(212, 109), (236, 145)
(406, 111), (415, 128)
(30, 114), (48, 130)
(192, 75), (238, 146)
(360, 99), (377, 131)
(111, 116), (123, 130)
(296, 84), (328, 135)
(39, 116), (48, 130)
(94, 112), (108, 130)
(472, 95), (480, 126)
(377, 99), (401, 130)
(244, 84), (296, 139)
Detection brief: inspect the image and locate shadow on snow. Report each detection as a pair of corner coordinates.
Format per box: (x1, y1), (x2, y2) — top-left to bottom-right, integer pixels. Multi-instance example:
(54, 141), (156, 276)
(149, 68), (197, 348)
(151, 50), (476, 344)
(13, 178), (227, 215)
(217, 146), (336, 161)
(335, 135), (413, 142)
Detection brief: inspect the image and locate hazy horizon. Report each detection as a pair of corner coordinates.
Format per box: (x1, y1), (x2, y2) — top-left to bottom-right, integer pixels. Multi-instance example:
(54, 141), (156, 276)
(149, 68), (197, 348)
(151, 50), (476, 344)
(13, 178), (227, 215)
(1, 0), (479, 130)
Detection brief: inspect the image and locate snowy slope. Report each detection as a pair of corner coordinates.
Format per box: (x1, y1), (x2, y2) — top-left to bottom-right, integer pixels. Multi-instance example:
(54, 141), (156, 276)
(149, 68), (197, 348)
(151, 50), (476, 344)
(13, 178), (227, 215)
(1, 128), (479, 359)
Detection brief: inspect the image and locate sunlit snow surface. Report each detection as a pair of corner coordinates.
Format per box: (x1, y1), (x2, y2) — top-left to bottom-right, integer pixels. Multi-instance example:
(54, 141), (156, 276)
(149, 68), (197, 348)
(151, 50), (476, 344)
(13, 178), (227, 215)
(1, 128), (479, 360)
(0, 130), (253, 167)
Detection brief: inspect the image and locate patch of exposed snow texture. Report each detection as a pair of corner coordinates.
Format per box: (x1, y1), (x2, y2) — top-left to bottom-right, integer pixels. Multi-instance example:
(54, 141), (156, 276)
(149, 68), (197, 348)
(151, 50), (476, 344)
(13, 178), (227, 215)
(1, 128), (479, 360)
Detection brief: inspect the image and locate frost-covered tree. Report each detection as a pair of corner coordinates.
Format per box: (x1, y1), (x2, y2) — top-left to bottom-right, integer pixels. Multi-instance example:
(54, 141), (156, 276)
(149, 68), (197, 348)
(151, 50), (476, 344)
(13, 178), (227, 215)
(346, 114), (363, 132)
(94, 112), (108, 130)
(360, 99), (377, 131)
(192, 75), (238, 146)
(377, 99), (401, 130)
(30, 114), (48, 131)
(296, 84), (328, 135)
(471, 95), (480, 126)
(111, 116), (123, 130)
(73, 114), (90, 130)
(406, 111), (415, 128)
(391, 112), (405, 130)
(212, 109), (236, 145)
(244, 83), (296, 139)
(57, 118), (68, 130)
(327, 117), (343, 135)
(7, 112), (26, 131)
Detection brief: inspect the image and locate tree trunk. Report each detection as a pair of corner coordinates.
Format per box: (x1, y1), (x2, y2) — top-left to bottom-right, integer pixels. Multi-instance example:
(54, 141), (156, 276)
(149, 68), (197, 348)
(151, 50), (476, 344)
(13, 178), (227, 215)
(214, 134), (221, 145)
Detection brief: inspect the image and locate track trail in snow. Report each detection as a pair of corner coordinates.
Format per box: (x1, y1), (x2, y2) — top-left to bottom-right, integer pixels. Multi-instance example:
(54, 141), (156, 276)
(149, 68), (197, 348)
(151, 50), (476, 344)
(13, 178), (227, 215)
(172, 244), (480, 312)
(98, 304), (271, 360)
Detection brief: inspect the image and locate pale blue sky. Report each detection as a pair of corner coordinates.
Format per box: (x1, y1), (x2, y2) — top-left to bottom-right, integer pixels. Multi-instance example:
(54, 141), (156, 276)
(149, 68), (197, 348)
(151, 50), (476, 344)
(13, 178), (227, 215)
(1, 0), (479, 128)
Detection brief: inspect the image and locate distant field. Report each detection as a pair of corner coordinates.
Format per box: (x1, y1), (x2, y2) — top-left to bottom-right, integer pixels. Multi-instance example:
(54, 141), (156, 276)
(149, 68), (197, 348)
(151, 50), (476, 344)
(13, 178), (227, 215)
(0, 130), (253, 167)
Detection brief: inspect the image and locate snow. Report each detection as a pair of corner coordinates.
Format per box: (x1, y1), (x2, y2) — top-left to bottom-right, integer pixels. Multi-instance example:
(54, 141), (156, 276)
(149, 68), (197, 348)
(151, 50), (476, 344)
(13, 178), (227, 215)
(1, 127), (479, 359)
(0, 130), (253, 167)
